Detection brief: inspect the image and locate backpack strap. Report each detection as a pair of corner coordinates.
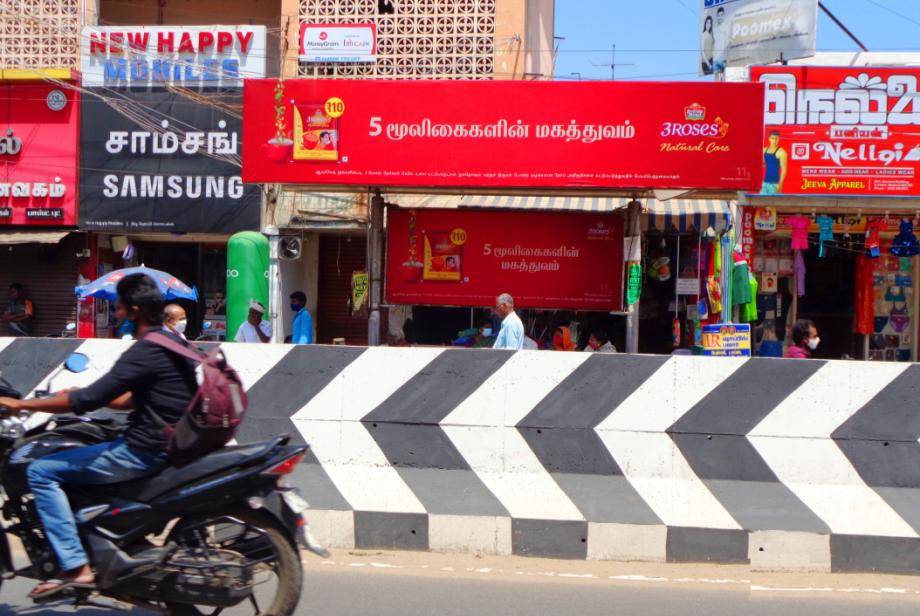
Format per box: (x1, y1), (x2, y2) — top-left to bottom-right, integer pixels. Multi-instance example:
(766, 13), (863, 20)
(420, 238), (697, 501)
(142, 332), (206, 429)
(144, 332), (207, 363)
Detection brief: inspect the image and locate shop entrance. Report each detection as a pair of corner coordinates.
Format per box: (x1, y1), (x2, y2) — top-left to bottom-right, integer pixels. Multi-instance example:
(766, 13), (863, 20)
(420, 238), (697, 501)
(795, 246), (860, 360)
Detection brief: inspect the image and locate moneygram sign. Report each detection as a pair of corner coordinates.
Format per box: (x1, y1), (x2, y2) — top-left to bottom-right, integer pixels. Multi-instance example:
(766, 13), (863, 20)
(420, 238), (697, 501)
(753, 66), (920, 197)
(299, 23), (377, 63)
(81, 25), (267, 87)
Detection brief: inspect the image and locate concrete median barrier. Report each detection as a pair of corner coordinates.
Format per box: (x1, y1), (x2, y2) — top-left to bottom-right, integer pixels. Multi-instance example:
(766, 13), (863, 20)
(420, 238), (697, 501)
(4, 338), (920, 574)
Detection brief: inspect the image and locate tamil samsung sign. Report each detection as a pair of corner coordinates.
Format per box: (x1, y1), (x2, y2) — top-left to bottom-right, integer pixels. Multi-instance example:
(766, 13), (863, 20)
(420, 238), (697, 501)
(700, 0), (817, 75)
(80, 90), (260, 234)
(299, 23), (376, 63)
(81, 25), (267, 86)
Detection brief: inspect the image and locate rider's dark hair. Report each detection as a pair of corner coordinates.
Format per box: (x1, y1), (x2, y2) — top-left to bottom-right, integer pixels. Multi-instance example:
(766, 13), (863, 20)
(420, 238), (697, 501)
(117, 274), (164, 325)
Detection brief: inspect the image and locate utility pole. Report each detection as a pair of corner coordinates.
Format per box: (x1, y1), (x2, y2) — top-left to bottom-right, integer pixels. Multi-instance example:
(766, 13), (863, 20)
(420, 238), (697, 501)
(592, 44), (634, 80)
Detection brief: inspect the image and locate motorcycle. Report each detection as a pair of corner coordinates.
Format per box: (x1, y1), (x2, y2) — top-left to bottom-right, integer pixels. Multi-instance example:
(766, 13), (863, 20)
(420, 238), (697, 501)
(0, 352), (327, 614)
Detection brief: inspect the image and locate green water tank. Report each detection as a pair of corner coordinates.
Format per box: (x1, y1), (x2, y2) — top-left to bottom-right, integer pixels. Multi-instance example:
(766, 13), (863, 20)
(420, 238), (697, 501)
(226, 231), (269, 340)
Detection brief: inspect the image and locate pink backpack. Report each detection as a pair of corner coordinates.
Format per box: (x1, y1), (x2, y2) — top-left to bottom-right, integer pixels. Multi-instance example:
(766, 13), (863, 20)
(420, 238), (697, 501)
(145, 332), (248, 467)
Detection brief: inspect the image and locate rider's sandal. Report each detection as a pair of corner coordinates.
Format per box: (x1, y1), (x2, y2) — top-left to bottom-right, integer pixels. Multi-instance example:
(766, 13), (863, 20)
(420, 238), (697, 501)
(28, 579), (94, 600)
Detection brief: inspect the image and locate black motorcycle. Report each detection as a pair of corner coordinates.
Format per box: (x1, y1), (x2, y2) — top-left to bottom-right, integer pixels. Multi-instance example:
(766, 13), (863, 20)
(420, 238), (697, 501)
(0, 352), (326, 615)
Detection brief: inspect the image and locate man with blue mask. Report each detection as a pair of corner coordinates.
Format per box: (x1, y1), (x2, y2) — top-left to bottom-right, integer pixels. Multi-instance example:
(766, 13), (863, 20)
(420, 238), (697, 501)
(289, 291), (313, 345)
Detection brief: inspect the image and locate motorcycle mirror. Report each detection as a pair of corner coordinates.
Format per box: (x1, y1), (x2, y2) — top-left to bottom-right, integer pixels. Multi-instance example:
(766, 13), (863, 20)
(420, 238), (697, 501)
(64, 353), (89, 373)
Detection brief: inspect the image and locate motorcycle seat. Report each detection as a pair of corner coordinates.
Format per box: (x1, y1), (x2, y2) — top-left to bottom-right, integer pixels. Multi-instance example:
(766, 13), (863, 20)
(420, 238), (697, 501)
(89, 436), (288, 503)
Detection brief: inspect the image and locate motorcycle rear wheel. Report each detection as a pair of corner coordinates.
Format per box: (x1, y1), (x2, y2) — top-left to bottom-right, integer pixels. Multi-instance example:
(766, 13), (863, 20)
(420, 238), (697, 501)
(163, 507), (302, 616)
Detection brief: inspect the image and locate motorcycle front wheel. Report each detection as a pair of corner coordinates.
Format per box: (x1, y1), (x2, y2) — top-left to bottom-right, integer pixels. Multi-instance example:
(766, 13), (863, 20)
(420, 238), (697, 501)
(163, 507), (302, 616)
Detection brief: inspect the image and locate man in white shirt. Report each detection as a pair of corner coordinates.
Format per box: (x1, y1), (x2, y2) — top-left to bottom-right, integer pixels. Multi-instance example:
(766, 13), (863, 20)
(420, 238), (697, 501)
(492, 293), (524, 350)
(234, 300), (272, 343)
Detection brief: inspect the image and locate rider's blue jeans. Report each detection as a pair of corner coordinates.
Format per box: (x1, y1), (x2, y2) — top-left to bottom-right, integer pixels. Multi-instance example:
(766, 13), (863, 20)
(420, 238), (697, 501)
(26, 437), (167, 572)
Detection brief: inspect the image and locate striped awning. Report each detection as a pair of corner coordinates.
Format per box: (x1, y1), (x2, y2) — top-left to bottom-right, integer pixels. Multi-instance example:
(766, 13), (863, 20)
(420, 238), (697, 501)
(381, 193), (732, 232)
(645, 199), (732, 233)
(460, 195), (628, 211)
(385, 193), (629, 212)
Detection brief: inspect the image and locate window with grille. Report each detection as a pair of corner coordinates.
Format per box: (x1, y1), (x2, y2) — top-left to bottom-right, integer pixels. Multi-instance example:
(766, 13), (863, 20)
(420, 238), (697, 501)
(0, 0), (80, 69)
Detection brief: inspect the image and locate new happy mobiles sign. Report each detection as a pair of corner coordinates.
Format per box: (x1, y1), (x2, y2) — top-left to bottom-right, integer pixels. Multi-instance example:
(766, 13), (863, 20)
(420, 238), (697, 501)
(81, 25), (267, 87)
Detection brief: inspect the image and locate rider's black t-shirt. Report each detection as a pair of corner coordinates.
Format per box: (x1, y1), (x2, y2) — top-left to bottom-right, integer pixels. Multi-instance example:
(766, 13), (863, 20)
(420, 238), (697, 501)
(69, 331), (197, 453)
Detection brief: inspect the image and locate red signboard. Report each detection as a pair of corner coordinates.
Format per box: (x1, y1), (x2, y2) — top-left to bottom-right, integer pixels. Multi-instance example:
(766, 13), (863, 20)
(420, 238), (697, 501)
(243, 79), (764, 191)
(0, 83), (79, 226)
(385, 208), (624, 311)
(753, 66), (920, 197)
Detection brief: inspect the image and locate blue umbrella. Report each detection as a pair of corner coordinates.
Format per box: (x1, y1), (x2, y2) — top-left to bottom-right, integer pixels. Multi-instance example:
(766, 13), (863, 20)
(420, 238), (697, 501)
(76, 265), (199, 302)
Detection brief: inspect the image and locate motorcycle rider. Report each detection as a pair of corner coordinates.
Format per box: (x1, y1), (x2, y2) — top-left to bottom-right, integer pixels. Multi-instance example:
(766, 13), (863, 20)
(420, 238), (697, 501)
(0, 273), (197, 599)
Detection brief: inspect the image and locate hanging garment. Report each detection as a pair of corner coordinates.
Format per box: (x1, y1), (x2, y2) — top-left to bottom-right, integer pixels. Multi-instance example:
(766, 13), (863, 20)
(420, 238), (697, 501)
(794, 250), (806, 297)
(741, 273), (759, 323)
(891, 219), (920, 257)
(732, 250), (752, 306)
(854, 255), (875, 335)
(706, 241), (722, 318)
(890, 304), (911, 333)
(788, 215), (810, 250)
(817, 215), (834, 257)
(865, 218), (884, 258)
(885, 286), (906, 302)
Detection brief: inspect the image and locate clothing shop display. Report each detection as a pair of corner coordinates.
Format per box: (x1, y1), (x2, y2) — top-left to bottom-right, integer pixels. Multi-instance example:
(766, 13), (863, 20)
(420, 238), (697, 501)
(794, 250), (806, 297)
(854, 255), (875, 336)
(865, 218), (884, 258)
(788, 215), (810, 250)
(891, 219), (920, 257)
(817, 215), (834, 257)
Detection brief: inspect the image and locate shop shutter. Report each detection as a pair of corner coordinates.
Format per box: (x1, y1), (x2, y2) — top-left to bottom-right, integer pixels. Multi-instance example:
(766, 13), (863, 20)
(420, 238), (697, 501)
(0, 234), (81, 337)
(318, 234), (372, 345)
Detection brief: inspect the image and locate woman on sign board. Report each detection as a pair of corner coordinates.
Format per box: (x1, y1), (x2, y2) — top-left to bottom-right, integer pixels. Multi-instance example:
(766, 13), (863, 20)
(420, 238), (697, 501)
(701, 15), (715, 74)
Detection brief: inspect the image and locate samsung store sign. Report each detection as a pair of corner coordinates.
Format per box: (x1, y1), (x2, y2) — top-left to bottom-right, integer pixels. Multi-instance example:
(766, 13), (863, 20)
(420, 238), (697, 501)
(81, 25), (267, 87)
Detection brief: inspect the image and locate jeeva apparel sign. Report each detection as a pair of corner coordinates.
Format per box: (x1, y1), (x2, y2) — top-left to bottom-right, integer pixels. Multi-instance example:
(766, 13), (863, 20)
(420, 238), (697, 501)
(80, 89), (260, 233)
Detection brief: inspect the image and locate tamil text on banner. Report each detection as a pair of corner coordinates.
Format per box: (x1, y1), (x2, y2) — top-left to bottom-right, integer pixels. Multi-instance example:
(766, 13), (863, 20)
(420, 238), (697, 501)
(0, 83), (79, 226)
(700, 0), (817, 75)
(80, 89), (261, 234)
(386, 208), (624, 311)
(299, 23), (376, 63)
(243, 79), (764, 191)
(754, 66), (920, 197)
(81, 26), (267, 87)
(701, 323), (752, 356)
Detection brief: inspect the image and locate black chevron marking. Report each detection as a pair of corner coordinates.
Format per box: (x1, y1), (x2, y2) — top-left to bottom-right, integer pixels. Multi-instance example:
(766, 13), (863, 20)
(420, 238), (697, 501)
(0, 338), (83, 395)
(363, 349), (512, 517)
(669, 358), (830, 533)
(517, 353), (668, 524)
(833, 364), (920, 533)
(241, 344), (366, 510)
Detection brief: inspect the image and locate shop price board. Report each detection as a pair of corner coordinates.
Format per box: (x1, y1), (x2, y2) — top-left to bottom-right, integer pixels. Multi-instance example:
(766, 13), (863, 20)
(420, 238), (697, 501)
(701, 323), (752, 357)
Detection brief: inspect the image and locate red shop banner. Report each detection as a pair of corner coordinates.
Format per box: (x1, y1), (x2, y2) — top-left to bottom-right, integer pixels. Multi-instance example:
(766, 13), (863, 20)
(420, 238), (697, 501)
(1, 83), (79, 226)
(753, 65), (920, 197)
(385, 208), (624, 311)
(243, 79), (764, 191)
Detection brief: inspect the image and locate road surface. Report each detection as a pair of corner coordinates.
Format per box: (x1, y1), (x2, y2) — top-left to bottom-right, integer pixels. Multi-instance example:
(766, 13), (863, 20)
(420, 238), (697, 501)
(4, 550), (920, 615)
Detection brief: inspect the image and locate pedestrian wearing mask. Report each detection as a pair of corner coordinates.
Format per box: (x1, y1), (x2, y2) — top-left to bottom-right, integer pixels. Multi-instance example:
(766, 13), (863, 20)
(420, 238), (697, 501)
(163, 304), (188, 340)
(785, 319), (819, 359)
(586, 329), (616, 353)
